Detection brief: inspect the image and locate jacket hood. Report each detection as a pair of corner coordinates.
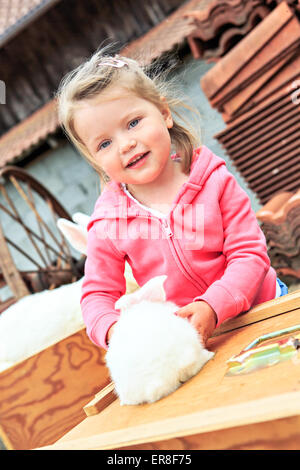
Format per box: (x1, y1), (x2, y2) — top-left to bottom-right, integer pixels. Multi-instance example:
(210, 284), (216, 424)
(87, 145), (225, 230)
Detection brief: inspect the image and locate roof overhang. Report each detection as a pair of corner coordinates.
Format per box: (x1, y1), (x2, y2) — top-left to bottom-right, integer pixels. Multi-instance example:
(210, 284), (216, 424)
(0, 0), (61, 48)
(0, 0), (200, 167)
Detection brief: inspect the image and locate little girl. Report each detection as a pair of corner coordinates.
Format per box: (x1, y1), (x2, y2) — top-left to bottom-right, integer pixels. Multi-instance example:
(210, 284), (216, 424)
(56, 50), (287, 351)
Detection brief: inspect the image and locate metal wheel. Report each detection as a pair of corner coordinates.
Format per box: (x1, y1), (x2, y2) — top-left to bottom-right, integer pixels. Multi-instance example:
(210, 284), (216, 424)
(0, 166), (84, 298)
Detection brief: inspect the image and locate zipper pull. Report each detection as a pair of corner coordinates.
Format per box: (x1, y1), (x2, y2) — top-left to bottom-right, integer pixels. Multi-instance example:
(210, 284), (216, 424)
(162, 218), (173, 238)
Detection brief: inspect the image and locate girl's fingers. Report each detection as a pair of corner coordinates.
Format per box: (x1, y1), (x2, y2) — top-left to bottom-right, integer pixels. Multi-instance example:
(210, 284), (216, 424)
(175, 306), (192, 317)
(190, 316), (204, 334)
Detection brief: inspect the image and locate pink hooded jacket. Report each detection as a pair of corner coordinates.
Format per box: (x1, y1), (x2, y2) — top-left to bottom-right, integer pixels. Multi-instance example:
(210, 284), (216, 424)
(81, 145), (277, 350)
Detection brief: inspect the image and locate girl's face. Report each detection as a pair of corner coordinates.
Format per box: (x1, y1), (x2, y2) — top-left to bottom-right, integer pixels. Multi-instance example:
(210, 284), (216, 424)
(73, 87), (174, 188)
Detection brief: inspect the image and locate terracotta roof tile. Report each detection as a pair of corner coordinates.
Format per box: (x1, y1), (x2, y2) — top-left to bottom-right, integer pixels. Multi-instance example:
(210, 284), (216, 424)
(256, 189), (300, 280)
(120, 0), (201, 65)
(0, 0), (60, 45)
(0, 100), (58, 167)
(201, 3), (300, 205)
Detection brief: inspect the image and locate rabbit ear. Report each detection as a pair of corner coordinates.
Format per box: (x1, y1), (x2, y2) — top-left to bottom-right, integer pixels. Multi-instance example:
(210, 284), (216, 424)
(115, 275), (167, 311)
(136, 275), (167, 302)
(72, 212), (90, 230)
(57, 218), (88, 255)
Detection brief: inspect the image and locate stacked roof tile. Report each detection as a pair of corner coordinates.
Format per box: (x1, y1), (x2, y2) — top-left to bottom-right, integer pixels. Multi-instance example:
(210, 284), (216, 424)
(201, 1), (300, 205)
(256, 190), (300, 280)
(186, 1), (300, 62)
(186, 0), (271, 62)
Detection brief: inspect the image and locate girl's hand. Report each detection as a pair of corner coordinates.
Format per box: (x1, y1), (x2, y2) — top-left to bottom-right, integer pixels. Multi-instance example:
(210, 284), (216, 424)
(175, 301), (217, 346)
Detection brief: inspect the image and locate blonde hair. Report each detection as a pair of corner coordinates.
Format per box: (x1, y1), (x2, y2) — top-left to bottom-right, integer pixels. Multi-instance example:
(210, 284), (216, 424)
(56, 47), (201, 184)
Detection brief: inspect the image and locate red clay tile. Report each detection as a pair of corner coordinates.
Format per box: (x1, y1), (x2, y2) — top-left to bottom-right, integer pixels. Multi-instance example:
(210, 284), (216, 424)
(186, 1), (270, 59)
(0, 0), (57, 41)
(0, 100), (58, 167)
(256, 190), (300, 279)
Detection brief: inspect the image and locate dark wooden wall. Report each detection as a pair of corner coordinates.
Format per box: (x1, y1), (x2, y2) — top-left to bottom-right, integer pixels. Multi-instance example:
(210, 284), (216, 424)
(0, 0), (184, 136)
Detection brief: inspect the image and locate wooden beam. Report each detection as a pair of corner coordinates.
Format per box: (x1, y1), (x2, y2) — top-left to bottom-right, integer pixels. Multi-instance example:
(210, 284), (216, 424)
(83, 382), (116, 417)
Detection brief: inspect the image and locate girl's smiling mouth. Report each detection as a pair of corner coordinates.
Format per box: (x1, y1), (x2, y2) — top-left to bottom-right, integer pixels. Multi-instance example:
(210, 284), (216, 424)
(126, 151), (150, 169)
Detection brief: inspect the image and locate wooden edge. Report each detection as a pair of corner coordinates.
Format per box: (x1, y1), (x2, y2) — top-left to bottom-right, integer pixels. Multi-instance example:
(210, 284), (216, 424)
(83, 381), (116, 417)
(35, 390), (300, 450)
(0, 423), (13, 450)
(212, 289), (300, 337)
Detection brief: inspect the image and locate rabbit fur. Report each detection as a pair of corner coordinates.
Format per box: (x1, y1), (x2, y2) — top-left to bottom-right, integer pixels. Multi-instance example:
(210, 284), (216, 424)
(0, 212), (138, 372)
(106, 275), (214, 405)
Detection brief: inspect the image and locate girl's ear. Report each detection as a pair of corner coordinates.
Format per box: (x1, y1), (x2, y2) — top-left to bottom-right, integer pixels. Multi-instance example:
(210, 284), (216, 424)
(160, 96), (173, 129)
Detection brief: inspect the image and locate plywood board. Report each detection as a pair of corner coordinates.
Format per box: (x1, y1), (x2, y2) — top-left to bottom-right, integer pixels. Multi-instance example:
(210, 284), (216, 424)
(0, 329), (110, 449)
(38, 291), (300, 450)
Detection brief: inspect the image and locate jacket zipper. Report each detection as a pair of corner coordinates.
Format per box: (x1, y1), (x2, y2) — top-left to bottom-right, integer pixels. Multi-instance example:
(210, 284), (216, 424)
(161, 218), (207, 293)
(162, 218), (173, 238)
(114, 210), (207, 294)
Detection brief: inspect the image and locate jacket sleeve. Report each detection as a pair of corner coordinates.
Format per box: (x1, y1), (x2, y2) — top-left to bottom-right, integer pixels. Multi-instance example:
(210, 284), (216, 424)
(193, 165), (271, 327)
(80, 220), (126, 350)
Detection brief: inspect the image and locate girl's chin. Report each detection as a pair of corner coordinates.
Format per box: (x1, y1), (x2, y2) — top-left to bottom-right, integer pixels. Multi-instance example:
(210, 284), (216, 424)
(126, 173), (162, 187)
(123, 159), (172, 188)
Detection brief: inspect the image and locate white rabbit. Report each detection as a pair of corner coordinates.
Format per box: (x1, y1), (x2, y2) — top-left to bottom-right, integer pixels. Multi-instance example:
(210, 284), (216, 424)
(105, 275), (214, 405)
(0, 277), (85, 372)
(0, 212), (138, 372)
(0, 214), (88, 371)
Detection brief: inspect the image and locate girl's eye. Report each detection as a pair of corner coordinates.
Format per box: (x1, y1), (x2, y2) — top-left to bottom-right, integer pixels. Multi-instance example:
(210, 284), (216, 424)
(98, 140), (111, 151)
(128, 118), (140, 129)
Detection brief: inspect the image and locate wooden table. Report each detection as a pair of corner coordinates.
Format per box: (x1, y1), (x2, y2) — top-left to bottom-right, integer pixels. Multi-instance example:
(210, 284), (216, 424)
(38, 290), (300, 450)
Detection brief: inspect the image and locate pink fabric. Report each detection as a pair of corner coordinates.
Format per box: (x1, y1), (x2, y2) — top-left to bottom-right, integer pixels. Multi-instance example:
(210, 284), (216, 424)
(81, 146), (276, 349)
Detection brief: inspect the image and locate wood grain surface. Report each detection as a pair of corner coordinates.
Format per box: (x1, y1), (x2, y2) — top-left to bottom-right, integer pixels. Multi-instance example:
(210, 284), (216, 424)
(81, 289), (300, 421)
(0, 329), (110, 450)
(118, 415), (300, 450)
(40, 296), (300, 450)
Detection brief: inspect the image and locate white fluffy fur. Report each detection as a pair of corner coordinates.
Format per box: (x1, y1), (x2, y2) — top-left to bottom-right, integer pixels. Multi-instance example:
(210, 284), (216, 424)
(106, 275), (214, 405)
(0, 212), (137, 372)
(0, 278), (84, 372)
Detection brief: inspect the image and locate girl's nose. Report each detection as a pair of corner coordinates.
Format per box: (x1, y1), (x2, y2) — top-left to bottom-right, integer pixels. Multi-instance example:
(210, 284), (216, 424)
(120, 138), (137, 154)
